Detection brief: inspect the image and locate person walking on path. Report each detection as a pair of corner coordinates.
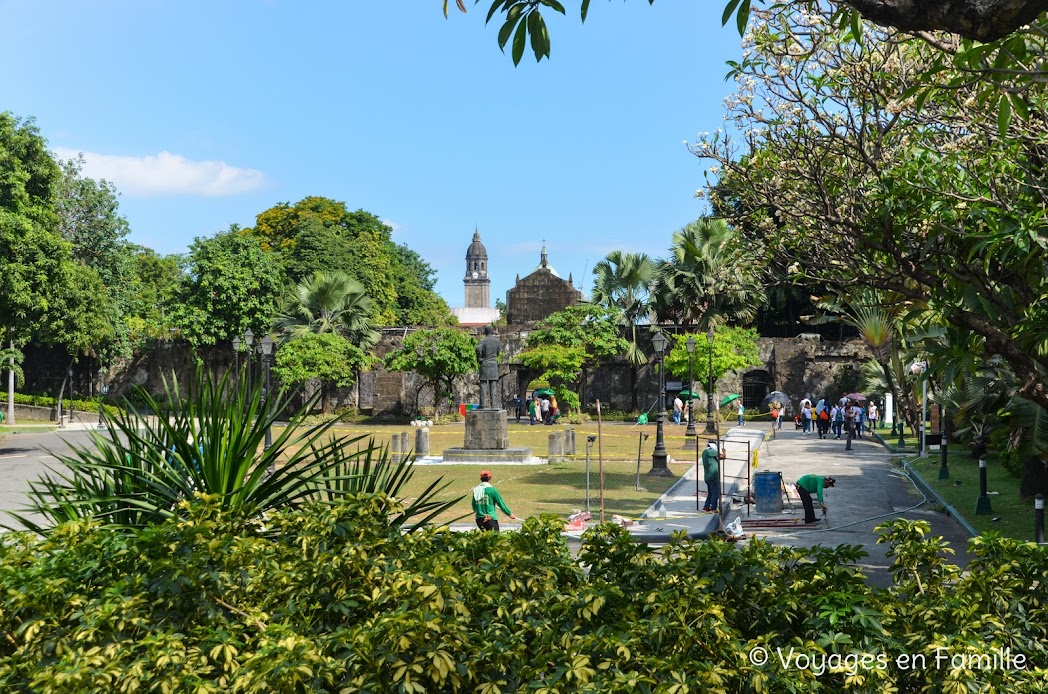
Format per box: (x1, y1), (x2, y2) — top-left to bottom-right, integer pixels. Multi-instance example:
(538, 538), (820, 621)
(527, 396), (537, 425)
(472, 470), (519, 531)
(801, 402), (813, 435)
(795, 474), (836, 524)
(701, 441), (725, 513)
(673, 395), (683, 425)
(737, 402), (745, 426)
(845, 400), (862, 450)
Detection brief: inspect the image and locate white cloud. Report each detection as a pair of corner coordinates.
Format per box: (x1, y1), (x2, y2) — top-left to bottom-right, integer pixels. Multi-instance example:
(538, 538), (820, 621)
(382, 218), (401, 235)
(52, 147), (268, 197)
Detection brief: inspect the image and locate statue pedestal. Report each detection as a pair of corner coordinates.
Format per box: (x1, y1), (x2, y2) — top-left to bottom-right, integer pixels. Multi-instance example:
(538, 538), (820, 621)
(442, 409), (532, 463)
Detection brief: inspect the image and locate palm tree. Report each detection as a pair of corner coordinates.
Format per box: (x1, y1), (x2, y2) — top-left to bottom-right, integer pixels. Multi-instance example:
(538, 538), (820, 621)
(650, 218), (762, 330)
(591, 251), (654, 413)
(274, 271), (379, 349)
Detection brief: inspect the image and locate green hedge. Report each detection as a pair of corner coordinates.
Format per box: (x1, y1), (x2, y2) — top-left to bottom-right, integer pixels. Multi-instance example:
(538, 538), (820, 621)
(1, 497), (1045, 691)
(11, 392), (117, 416)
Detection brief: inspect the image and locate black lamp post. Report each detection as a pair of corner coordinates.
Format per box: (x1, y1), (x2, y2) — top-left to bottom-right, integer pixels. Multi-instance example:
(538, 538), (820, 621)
(649, 331), (670, 476)
(684, 335), (697, 449)
(96, 366), (106, 429)
(259, 334), (274, 453)
(68, 367), (75, 425)
(939, 404), (950, 480)
(705, 327), (717, 434)
(233, 336), (242, 385)
(911, 359), (928, 457)
(244, 328), (254, 397)
(975, 455), (992, 515)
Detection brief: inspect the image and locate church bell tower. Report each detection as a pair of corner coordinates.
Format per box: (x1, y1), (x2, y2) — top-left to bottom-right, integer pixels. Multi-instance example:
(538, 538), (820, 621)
(464, 228), (491, 308)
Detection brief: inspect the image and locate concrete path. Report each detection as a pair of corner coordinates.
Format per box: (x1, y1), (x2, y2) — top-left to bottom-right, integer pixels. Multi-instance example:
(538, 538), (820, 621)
(640, 422), (973, 588)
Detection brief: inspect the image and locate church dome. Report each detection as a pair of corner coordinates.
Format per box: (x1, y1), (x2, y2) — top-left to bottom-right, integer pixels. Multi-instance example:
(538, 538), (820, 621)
(466, 230), (487, 261)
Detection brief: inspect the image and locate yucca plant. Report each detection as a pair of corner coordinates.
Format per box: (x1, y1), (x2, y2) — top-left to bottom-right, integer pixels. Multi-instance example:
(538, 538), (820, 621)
(5, 366), (460, 533)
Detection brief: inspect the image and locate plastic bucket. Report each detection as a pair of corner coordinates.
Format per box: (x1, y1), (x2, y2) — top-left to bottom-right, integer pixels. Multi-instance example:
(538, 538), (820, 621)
(754, 471), (783, 513)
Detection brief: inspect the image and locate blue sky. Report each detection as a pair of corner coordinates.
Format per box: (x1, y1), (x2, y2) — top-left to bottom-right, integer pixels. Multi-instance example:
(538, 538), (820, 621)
(2, 1), (742, 308)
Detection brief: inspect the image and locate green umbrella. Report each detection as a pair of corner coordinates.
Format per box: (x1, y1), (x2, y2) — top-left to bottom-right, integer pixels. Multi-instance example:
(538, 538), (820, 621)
(720, 393), (741, 407)
(678, 389), (698, 400)
(532, 388), (556, 397)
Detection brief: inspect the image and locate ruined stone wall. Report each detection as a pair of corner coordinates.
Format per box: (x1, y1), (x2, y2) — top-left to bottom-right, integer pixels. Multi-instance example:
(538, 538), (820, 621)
(19, 332), (872, 419)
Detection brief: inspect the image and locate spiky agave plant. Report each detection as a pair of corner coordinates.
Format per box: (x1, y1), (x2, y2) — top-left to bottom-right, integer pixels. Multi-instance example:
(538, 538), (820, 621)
(6, 366), (460, 533)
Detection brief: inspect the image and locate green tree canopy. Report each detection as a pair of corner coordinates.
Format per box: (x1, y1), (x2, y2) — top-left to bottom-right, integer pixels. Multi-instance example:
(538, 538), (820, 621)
(253, 197), (450, 327)
(521, 303), (629, 411)
(170, 227), (283, 349)
(662, 327), (762, 387)
(384, 327), (478, 416)
(273, 332), (372, 415)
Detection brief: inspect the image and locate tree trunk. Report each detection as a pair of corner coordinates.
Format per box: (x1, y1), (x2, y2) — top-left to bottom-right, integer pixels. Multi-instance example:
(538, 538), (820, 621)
(1020, 456), (1048, 499)
(630, 363), (639, 414)
(6, 340), (14, 426)
(321, 382), (331, 415)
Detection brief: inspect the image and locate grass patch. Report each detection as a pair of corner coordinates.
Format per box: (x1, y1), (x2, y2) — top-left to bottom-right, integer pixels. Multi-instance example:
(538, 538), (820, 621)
(320, 421), (693, 524)
(394, 460), (681, 525)
(328, 421), (707, 464)
(907, 448), (1037, 541)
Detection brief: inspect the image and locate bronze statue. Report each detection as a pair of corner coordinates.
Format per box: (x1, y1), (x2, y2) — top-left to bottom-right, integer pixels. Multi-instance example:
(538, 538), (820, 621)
(476, 325), (501, 409)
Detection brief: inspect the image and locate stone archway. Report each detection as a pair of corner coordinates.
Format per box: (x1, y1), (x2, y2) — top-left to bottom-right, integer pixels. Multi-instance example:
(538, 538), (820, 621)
(742, 370), (771, 409)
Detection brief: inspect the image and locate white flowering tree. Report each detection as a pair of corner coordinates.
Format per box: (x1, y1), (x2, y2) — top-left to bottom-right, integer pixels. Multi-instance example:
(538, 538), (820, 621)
(693, 4), (1048, 456)
(449, 1), (1047, 63)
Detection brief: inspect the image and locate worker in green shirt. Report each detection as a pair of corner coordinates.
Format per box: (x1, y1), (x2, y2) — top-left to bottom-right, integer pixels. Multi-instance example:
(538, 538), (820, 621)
(795, 474), (837, 524)
(472, 470), (519, 531)
(701, 440), (724, 513)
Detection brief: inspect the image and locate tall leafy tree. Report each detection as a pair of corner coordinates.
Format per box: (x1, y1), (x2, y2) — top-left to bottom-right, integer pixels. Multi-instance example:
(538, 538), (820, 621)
(456, 1), (1045, 66)
(126, 246), (183, 342)
(650, 217), (762, 329)
(272, 332), (372, 415)
(1, 113), (77, 423)
(591, 250), (654, 412)
(697, 3), (1048, 482)
(520, 303), (629, 410)
(384, 328), (478, 416)
(53, 155), (137, 360)
(170, 226), (283, 349)
(392, 243), (455, 327)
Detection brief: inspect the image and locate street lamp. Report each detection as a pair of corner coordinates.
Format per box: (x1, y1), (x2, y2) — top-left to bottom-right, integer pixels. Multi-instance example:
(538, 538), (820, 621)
(96, 366), (106, 429)
(244, 328), (254, 397)
(910, 359), (928, 457)
(233, 336), (242, 385)
(649, 331), (670, 476)
(939, 403), (950, 480)
(705, 327), (717, 434)
(258, 334), (274, 454)
(684, 335), (697, 449)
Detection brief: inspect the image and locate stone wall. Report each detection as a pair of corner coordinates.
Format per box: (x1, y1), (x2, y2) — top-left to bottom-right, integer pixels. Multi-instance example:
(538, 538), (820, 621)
(17, 332), (872, 419)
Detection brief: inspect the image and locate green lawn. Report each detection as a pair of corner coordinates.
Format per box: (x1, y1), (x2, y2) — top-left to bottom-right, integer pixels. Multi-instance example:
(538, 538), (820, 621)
(906, 448), (1038, 541)
(395, 460), (682, 525)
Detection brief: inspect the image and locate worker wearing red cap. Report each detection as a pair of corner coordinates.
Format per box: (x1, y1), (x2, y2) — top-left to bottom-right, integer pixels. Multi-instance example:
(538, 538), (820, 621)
(472, 470), (518, 531)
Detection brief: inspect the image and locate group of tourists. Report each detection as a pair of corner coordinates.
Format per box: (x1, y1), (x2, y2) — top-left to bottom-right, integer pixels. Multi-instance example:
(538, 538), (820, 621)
(791, 398), (878, 442)
(526, 392), (558, 425)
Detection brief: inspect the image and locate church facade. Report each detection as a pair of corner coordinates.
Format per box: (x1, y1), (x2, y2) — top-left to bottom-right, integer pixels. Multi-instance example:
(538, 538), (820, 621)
(505, 244), (582, 326)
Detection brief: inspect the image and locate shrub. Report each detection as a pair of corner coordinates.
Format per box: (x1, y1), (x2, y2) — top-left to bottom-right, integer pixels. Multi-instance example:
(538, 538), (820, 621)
(4, 367), (458, 534)
(1, 512), (1044, 690)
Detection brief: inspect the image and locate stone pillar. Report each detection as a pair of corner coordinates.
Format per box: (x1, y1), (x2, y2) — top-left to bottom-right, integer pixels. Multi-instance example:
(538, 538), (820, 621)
(564, 428), (576, 456)
(548, 432), (564, 462)
(400, 431), (410, 458)
(415, 427), (430, 456)
(391, 434), (402, 462)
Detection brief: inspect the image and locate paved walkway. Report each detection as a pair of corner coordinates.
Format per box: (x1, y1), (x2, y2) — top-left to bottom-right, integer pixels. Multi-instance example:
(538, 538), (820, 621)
(614, 422), (973, 587)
